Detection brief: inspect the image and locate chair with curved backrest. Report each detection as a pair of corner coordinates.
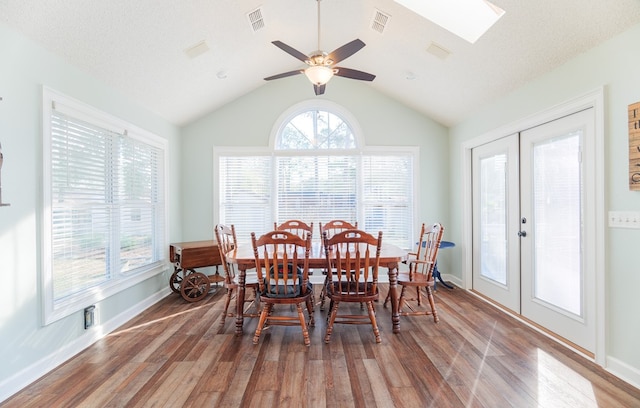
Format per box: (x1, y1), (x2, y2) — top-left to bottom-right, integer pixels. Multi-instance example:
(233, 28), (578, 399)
(319, 220), (358, 245)
(322, 229), (383, 344)
(214, 224), (260, 328)
(317, 220), (358, 310)
(251, 230), (315, 346)
(383, 222), (444, 323)
(274, 219), (314, 241)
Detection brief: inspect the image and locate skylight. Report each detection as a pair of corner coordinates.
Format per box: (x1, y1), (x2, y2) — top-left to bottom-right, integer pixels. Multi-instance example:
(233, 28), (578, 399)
(394, 0), (505, 43)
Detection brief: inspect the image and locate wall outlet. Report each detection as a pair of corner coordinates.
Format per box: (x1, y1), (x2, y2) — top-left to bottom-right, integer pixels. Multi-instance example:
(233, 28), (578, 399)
(608, 211), (640, 229)
(84, 305), (96, 329)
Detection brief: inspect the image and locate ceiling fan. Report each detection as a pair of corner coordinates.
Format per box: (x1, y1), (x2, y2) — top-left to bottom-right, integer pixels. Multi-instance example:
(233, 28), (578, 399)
(264, 0), (376, 96)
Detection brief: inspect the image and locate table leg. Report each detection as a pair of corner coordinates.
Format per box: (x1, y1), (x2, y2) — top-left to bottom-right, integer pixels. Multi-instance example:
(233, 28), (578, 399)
(235, 267), (247, 336)
(387, 262), (400, 333)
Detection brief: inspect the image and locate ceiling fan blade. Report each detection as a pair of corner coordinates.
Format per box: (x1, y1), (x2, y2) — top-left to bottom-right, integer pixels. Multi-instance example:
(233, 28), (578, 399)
(326, 39), (365, 64)
(271, 41), (309, 63)
(264, 70), (304, 81)
(334, 67), (376, 81)
(314, 84), (326, 95)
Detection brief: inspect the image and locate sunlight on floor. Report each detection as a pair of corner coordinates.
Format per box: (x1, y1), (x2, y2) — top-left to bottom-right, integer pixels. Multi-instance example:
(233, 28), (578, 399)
(537, 348), (597, 407)
(470, 321), (497, 402)
(108, 303), (212, 335)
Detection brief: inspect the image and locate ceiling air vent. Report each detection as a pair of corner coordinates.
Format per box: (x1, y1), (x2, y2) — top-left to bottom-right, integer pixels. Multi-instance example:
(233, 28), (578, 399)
(371, 9), (391, 34)
(247, 7), (265, 33)
(426, 42), (451, 60)
(184, 40), (210, 59)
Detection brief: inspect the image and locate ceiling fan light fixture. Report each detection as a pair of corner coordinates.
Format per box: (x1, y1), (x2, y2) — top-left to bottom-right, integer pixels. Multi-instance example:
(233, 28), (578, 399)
(304, 65), (334, 85)
(263, 0), (375, 94)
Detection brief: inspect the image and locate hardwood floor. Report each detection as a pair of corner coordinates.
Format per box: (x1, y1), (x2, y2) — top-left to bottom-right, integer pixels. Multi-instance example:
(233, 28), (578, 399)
(3, 284), (639, 407)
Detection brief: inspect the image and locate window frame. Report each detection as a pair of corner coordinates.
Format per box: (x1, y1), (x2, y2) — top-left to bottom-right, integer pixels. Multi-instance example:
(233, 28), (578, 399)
(41, 87), (169, 325)
(214, 100), (419, 249)
(269, 100), (364, 150)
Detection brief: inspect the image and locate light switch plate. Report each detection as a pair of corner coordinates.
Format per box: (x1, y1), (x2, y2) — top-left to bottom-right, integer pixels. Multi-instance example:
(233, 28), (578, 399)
(608, 211), (640, 229)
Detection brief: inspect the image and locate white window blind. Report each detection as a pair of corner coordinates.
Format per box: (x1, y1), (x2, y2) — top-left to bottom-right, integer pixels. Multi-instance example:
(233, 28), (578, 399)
(276, 155), (358, 233)
(43, 88), (167, 324)
(219, 155), (273, 241)
(361, 154), (413, 246)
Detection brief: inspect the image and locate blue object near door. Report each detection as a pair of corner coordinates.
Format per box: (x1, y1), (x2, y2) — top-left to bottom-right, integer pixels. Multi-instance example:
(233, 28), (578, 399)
(419, 240), (455, 290)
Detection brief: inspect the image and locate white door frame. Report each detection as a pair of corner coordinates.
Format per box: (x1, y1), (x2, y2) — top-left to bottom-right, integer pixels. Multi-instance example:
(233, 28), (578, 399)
(460, 88), (605, 365)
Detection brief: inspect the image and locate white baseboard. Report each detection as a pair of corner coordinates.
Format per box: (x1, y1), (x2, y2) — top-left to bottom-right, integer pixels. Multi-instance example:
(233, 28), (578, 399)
(440, 273), (462, 288)
(606, 355), (640, 390)
(0, 288), (171, 404)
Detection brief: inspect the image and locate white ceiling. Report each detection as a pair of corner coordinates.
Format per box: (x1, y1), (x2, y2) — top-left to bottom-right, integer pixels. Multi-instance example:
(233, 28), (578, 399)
(2, 0), (640, 127)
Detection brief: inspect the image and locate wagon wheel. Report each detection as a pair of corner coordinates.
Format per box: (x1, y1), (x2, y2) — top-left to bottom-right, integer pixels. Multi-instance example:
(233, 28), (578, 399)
(169, 268), (184, 293)
(180, 272), (211, 302)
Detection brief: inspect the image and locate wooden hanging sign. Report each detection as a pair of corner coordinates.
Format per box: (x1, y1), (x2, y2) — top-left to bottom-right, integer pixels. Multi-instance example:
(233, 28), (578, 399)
(629, 101), (640, 190)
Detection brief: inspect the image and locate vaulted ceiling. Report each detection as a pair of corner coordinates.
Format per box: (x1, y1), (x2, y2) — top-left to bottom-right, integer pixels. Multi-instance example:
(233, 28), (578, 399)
(2, 0), (640, 127)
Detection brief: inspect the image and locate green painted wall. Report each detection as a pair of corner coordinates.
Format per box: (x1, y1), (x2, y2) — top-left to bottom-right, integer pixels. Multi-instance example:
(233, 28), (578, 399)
(0, 22), (181, 396)
(449, 23), (640, 381)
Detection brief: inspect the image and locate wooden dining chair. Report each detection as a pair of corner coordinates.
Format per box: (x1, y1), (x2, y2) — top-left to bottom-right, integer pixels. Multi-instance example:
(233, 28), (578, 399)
(383, 222), (445, 323)
(317, 220), (358, 310)
(274, 219), (313, 240)
(322, 229), (383, 344)
(214, 224), (261, 327)
(319, 220), (358, 246)
(251, 230), (315, 346)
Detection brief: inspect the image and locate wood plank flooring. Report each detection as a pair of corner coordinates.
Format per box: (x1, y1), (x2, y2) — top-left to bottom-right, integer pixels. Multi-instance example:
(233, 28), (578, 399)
(3, 284), (639, 407)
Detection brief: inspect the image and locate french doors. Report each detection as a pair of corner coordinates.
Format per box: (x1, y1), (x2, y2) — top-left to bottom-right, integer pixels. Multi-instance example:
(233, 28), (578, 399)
(471, 108), (596, 353)
(472, 134), (521, 312)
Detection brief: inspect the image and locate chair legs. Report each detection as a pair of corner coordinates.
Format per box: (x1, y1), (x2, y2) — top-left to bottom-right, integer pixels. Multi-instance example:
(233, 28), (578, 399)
(383, 291), (391, 308)
(324, 301), (338, 343)
(425, 286), (439, 323)
(306, 297), (316, 327)
(324, 300), (381, 344)
(221, 287), (260, 327)
(385, 285), (439, 323)
(252, 300), (313, 346)
(253, 303), (272, 345)
(366, 301), (381, 343)
(296, 303), (311, 346)
(319, 276), (329, 311)
(220, 287), (234, 327)
(398, 286), (408, 312)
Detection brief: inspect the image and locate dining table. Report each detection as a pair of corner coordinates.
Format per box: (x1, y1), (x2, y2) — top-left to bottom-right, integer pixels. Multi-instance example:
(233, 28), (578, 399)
(225, 240), (408, 336)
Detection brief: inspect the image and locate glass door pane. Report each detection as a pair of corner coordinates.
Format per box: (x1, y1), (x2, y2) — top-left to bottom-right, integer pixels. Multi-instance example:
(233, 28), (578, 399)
(479, 153), (508, 285)
(472, 133), (520, 312)
(532, 133), (582, 316)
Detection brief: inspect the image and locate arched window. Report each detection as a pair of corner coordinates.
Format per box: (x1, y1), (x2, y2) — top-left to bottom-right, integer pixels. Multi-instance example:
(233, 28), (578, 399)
(276, 109), (356, 150)
(273, 105), (359, 230)
(216, 101), (417, 249)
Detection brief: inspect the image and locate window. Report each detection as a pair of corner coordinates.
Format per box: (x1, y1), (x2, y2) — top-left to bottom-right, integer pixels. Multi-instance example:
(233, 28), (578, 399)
(42, 88), (167, 324)
(215, 101), (417, 249)
(393, 0), (505, 43)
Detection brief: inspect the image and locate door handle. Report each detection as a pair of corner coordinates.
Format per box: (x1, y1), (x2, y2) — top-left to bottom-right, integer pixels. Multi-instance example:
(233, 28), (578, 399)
(518, 230), (527, 237)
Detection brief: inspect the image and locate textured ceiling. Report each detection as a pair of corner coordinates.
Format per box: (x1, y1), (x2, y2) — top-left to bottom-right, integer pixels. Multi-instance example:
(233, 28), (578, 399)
(2, 0), (640, 127)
